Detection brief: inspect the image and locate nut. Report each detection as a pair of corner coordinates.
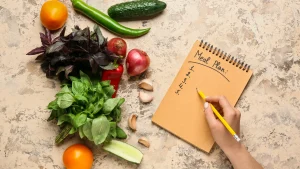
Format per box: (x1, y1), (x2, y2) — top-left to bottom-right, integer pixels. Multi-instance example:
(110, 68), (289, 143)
(139, 91), (153, 103)
(138, 137), (150, 148)
(138, 79), (153, 91)
(128, 113), (138, 131)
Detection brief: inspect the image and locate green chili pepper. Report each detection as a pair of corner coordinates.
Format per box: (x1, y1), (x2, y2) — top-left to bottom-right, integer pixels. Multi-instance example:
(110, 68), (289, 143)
(70, 0), (151, 37)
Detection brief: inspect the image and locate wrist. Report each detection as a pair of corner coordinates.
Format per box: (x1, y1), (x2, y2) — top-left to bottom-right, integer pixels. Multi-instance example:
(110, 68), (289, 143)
(221, 142), (244, 159)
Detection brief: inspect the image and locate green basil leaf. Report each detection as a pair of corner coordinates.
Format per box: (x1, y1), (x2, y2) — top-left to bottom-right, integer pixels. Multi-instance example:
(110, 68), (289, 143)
(56, 85), (72, 97)
(92, 98), (104, 114)
(75, 94), (88, 103)
(79, 126), (85, 139)
(48, 109), (64, 121)
(74, 113), (87, 128)
(69, 127), (77, 134)
(102, 86), (115, 98)
(116, 126), (127, 139)
(84, 103), (95, 114)
(107, 116), (113, 121)
(100, 80), (111, 87)
(83, 119), (93, 141)
(79, 71), (91, 87)
(109, 122), (117, 138)
(47, 99), (59, 110)
(57, 93), (74, 109)
(57, 114), (75, 125)
(100, 62), (118, 70)
(92, 116), (110, 145)
(102, 98), (120, 115)
(72, 81), (85, 95)
(117, 98), (125, 107)
(69, 76), (80, 82)
(112, 107), (122, 122)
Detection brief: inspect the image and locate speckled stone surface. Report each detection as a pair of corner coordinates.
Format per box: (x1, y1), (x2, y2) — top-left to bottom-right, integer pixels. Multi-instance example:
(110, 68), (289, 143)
(1, 0), (300, 168)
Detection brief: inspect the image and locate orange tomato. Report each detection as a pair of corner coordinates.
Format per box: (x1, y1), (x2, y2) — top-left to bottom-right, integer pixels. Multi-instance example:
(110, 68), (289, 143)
(63, 144), (94, 169)
(40, 0), (68, 30)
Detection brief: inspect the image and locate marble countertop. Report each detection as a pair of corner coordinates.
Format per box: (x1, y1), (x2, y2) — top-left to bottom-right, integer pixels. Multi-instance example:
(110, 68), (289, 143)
(1, 0), (300, 168)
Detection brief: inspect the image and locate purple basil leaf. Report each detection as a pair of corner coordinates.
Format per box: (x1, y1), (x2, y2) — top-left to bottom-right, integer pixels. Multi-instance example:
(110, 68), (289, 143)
(64, 65), (74, 79)
(93, 25), (104, 46)
(45, 27), (52, 42)
(92, 52), (110, 66)
(27, 46), (45, 55)
(35, 54), (45, 60)
(89, 57), (98, 74)
(60, 27), (66, 37)
(41, 61), (49, 73)
(46, 41), (65, 54)
(52, 36), (60, 43)
(40, 33), (50, 46)
(56, 66), (65, 75)
(50, 55), (68, 66)
(72, 36), (88, 41)
(74, 25), (80, 30)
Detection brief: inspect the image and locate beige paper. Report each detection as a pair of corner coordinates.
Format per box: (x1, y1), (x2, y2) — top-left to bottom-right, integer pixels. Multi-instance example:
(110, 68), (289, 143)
(152, 40), (253, 153)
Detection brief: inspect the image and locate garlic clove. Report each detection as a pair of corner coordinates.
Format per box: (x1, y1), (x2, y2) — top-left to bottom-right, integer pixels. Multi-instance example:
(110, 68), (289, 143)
(139, 91), (153, 103)
(138, 137), (150, 148)
(138, 79), (153, 91)
(128, 113), (138, 131)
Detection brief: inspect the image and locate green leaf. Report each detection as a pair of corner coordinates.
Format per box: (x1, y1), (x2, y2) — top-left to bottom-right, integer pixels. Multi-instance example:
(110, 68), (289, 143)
(79, 126), (85, 139)
(103, 86), (115, 98)
(72, 81), (85, 95)
(74, 94), (88, 103)
(94, 25), (105, 46)
(112, 107), (122, 122)
(80, 71), (91, 87)
(69, 127), (77, 134)
(92, 98), (104, 114)
(57, 114), (75, 125)
(48, 109), (64, 121)
(57, 93), (74, 109)
(47, 99), (59, 110)
(83, 119), (93, 141)
(70, 76), (80, 82)
(109, 122), (117, 138)
(116, 126), (127, 139)
(100, 80), (111, 87)
(74, 113), (87, 128)
(117, 98), (125, 107)
(102, 98), (121, 115)
(92, 116), (110, 145)
(100, 62), (119, 70)
(84, 103), (95, 114)
(56, 85), (72, 97)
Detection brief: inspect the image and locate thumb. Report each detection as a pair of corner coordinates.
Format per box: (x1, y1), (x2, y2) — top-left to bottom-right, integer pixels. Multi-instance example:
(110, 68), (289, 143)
(204, 102), (216, 126)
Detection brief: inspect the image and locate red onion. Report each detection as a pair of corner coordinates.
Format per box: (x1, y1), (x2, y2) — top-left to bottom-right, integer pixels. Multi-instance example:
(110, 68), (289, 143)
(126, 49), (150, 76)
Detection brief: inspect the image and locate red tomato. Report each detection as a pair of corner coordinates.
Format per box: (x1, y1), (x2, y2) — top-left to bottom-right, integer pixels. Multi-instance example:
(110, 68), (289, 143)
(107, 38), (127, 57)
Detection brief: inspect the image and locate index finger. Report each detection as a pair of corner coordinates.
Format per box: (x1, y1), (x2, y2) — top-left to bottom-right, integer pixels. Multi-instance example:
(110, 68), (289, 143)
(205, 96), (233, 109)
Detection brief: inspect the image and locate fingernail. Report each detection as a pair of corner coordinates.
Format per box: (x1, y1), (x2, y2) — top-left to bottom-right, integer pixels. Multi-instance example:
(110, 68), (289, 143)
(204, 102), (209, 109)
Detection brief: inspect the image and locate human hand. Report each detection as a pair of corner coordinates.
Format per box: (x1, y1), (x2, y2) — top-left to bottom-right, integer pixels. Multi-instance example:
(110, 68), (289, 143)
(204, 96), (241, 152)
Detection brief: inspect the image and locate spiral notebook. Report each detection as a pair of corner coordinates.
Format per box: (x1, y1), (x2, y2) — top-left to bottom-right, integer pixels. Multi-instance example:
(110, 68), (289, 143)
(152, 40), (253, 153)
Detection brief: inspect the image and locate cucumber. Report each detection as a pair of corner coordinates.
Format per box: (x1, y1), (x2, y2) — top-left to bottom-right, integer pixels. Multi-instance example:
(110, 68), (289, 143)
(108, 0), (167, 21)
(103, 140), (143, 163)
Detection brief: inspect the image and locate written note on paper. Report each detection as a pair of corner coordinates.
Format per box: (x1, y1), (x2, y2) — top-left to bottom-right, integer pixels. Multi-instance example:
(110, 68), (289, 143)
(174, 50), (230, 95)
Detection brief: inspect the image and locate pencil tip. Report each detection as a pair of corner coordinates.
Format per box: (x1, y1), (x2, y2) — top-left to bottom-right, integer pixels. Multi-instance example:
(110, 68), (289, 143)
(196, 88), (198, 91)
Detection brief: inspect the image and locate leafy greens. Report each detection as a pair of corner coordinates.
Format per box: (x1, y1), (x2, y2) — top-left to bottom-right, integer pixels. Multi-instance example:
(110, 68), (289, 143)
(47, 71), (127, 145)
(27, 25), (121, 80)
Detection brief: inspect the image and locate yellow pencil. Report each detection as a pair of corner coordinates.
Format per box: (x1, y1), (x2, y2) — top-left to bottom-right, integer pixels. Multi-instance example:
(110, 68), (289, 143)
(196, 89), (241, 142)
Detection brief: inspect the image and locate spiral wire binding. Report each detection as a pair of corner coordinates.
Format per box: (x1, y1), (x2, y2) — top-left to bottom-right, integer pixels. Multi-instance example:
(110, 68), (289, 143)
(199, 40), (250, 72)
